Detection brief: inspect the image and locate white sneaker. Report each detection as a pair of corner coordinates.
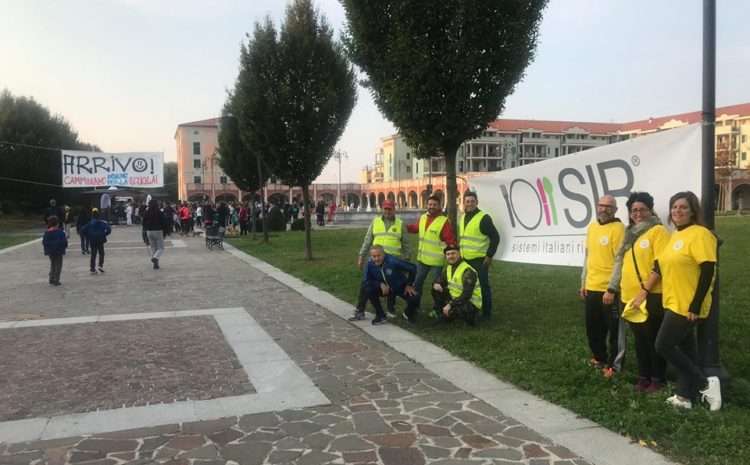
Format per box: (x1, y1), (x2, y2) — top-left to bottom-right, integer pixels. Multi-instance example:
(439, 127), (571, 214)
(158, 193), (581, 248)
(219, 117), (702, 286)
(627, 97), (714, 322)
(665, 395), (692, 409)
(700, 376), (722, 411)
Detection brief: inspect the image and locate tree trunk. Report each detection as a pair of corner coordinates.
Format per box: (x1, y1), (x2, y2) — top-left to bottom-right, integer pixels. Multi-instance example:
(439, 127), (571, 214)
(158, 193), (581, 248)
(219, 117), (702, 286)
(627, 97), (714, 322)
(302, 183), (313, 260)
(256, 156), (269, 244)
(443, 146), (459, 239)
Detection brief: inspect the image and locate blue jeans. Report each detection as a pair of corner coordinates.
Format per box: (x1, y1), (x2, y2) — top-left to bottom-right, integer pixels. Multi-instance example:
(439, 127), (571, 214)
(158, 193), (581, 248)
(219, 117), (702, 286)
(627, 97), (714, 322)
(414, 262), (443, 309)
(466, 257), (492, 320)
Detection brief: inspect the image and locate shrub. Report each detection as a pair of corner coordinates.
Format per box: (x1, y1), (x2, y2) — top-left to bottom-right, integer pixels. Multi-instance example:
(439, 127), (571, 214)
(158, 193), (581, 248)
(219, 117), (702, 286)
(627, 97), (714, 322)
(290, 218), (305, 231)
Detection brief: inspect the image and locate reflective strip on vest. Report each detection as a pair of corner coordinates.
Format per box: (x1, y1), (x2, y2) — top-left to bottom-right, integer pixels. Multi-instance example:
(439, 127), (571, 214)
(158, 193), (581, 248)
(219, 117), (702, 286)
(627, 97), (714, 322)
(372, 217), (403, 257)
(418, 214), (447, 266)
(459, 211), (490, 260)
(447, 261), (482, 309)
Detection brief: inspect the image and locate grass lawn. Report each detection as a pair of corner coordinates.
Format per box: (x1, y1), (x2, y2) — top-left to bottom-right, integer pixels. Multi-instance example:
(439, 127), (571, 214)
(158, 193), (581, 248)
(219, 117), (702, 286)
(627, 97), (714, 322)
(0, 215), (42, 250)
(230, 216), (750, 465)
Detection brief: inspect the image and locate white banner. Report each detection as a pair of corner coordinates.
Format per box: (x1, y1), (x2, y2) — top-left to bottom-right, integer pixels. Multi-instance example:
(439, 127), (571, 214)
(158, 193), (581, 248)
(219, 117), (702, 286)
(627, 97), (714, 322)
(470, 124), (702, 266)
(61, 150), (164, 188)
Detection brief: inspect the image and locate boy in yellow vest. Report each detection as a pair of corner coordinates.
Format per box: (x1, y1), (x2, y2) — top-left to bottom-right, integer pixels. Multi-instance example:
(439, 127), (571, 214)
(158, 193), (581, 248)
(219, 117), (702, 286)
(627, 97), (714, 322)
(431, 245), (481, 326)
(580, 195), (626, 376)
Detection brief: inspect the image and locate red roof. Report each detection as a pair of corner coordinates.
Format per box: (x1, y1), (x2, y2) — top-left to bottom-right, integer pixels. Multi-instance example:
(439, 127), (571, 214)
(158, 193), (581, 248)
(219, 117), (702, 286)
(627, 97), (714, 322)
(494, 102), (750, 135)
(177, 117), (220, 128)
(489, 119), (622, 135)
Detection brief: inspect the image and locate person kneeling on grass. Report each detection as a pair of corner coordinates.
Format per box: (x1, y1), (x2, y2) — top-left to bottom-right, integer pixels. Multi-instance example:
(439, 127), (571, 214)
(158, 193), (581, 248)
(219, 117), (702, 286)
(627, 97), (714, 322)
(349, 245), (419, 325)
(431, 245), (482, 326)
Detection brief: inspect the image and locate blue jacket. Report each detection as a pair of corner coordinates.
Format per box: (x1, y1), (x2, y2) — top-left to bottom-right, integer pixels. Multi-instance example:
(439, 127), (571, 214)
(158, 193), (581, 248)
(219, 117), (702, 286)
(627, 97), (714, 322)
(81, 219), (111, 243)
(42, 227), (68, 256)
(363, 254), (417, 296)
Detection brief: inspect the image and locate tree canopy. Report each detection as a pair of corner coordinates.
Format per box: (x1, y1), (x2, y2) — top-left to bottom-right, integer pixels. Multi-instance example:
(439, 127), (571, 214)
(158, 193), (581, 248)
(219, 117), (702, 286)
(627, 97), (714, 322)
(229, 0), (356, 258)
(342, 0), (547, 228)
(0, 89), (100, 212)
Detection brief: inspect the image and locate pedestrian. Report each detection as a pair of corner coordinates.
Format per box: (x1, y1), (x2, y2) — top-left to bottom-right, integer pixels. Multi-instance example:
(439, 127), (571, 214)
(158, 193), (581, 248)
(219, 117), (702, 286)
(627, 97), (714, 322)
(431, 245), (481, 326)
(580, 195), (626, 377)
(458, 191), (500, 321)
(645, 191), (721, 410)
(604, 192), (670, 393)
(81, 208), (111, 274)
(350, 245), (419, 325)
(44, 198), (64, 225)
(239, 203), (249, 235)
(42, 216), (67, 286)
(315, 201), (325, 226)
(143, 199), (168, 270)
(328, 201), (337, 223)
(126, 201), (133, 226)
(195, 204), (203, 228)
(179, 202), (191, 236)
(406, 195), (456, 318)
(75, 206), (91, 254)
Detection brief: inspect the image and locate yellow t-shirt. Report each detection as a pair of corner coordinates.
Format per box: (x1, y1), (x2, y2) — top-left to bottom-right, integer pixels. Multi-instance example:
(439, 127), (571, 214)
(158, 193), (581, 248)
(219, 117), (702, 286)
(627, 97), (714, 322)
(585, 220), (625, 292)
(658, 225), (717, 318)
(620, 225), (670, 302)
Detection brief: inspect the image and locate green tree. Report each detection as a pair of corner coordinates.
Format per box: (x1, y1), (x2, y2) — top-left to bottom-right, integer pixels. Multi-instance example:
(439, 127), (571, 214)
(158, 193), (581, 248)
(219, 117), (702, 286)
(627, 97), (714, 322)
(233, 0), (356, 259)
(0, 89), (100, 212)
(163, 162), (178, 201)
(217, 94), (269, 241)
(342, 0), (547, 230)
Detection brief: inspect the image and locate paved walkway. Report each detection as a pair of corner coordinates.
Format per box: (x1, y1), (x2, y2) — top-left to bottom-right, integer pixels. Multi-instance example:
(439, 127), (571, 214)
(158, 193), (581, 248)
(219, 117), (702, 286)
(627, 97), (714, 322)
(0, 227), (674, 465)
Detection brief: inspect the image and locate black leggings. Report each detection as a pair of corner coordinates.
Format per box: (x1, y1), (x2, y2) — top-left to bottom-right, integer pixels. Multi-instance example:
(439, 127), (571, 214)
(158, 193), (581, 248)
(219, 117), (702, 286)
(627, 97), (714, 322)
(90, 241), (105, 270)
(628, 293), (667, 383)
(655, 310), (707, 400)
(585, 291), (622, 368)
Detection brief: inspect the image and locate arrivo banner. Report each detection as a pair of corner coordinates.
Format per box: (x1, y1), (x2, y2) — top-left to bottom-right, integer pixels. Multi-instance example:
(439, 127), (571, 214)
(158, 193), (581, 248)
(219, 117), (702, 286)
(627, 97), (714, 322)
(61, 150), (164, 188)
(470, 124), (702, 267)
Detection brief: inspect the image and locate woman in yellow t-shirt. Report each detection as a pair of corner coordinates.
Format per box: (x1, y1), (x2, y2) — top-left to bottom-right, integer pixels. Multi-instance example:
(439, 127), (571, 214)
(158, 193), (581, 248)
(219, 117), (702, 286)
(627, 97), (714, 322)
(635, 191), (721, 411)
(605, 192), (669, 393)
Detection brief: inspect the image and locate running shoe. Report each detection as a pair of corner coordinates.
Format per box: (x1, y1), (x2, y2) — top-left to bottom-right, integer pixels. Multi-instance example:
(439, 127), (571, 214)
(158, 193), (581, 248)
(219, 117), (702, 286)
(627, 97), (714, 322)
(666, 395), (692, 409)
(348, 311), (366, 321)
(371, 316), (387, 325)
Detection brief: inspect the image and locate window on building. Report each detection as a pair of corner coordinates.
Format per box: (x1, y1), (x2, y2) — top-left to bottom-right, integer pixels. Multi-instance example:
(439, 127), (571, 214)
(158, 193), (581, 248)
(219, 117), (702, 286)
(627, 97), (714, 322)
(193, 159), (201, 169)
(220, 176), (228, 184)
(555, 147), (559, 157)
(743, 135), (747, 143)
(743, 152), (747, 161)
(406, 152), (410, 160)
(193, 176), (201, 184)
(193, 130), (199, 135)
(459, 161), (464, 172)
(193, 142), (201, 155)
(406, 166), (411, 173)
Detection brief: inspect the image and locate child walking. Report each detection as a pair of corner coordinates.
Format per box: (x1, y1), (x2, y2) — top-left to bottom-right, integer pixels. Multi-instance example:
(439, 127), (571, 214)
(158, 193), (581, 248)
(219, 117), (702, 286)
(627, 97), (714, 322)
(42, 216), (68, 286)
(81, 208), (112, 274)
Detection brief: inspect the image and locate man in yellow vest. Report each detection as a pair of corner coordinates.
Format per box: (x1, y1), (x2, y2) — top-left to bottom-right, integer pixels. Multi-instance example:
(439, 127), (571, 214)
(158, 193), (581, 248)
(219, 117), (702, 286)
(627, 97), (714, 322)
(351, 200), (411, 319)
(431, 245), (481, 326)
(580, 194), (626, 377)
(407, 195), (457, 319)
(459, 191), (500, 321)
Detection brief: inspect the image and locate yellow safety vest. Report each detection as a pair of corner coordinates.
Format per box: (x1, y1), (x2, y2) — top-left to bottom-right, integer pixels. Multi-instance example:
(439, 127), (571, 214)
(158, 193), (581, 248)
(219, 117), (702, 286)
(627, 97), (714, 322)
(459, 211), (490, 260)
(447, 261), (482, 309)
(418, 213), (448, 266)
(372, 217), (403, 257)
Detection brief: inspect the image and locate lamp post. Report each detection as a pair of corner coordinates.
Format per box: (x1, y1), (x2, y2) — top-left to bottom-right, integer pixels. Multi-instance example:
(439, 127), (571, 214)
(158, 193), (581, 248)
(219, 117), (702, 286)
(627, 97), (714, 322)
(333, 149), (348, 207)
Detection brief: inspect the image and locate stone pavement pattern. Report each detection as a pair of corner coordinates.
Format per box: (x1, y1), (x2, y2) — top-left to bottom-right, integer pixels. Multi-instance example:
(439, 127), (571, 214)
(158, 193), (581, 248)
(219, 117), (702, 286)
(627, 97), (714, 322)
(0, 228), (591, 465)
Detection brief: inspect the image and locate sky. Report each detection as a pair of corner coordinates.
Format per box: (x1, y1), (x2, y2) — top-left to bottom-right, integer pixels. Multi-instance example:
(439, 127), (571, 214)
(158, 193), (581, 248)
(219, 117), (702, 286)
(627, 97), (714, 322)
(1, 0), (749, 183)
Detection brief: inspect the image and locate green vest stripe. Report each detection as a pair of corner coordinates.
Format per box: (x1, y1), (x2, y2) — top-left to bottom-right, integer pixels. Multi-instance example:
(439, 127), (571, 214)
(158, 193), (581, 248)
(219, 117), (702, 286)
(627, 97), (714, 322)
(446, 261), (482, 309)
(459, 211), (490, 260)
(417, 214), (447, 266)
(372, 217), (403, 257)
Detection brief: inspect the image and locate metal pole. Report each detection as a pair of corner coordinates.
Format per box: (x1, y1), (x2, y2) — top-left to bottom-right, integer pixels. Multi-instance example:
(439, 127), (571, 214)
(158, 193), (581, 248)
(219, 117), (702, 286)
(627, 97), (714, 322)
(697, 0), (725, 378)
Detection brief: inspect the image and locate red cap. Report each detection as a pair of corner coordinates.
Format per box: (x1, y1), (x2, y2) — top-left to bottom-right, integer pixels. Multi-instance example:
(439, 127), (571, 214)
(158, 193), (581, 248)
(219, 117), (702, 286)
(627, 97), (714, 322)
(382, 200), (395, 209)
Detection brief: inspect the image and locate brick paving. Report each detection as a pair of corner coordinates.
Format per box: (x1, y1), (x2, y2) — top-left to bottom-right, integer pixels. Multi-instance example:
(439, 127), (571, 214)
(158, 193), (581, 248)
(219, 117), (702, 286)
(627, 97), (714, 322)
(0, 317), (253, 422)
(0, 227), (593, 465)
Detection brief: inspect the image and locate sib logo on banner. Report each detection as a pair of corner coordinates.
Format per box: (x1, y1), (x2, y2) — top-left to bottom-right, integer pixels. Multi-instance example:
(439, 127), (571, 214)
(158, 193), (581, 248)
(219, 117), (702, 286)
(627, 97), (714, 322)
(470, 124), (702, 266)
(61, 150), (164, 188)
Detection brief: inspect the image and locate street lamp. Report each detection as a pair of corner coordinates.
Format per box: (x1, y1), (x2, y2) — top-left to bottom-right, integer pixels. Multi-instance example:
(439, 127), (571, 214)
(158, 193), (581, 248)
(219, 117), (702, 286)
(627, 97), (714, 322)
(333, 149), (348, 207)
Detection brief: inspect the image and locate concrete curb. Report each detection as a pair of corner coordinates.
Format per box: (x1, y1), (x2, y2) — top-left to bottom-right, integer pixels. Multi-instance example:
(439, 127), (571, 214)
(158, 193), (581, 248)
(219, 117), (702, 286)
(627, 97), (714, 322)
(223, 241), (677, 465)
(0, 237), (42, 255)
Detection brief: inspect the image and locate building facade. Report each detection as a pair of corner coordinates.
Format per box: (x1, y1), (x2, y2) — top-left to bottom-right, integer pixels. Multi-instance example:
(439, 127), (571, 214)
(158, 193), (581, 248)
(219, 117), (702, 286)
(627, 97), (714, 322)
(360, 103), (750, 210)
(175, 118), (243, 203)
